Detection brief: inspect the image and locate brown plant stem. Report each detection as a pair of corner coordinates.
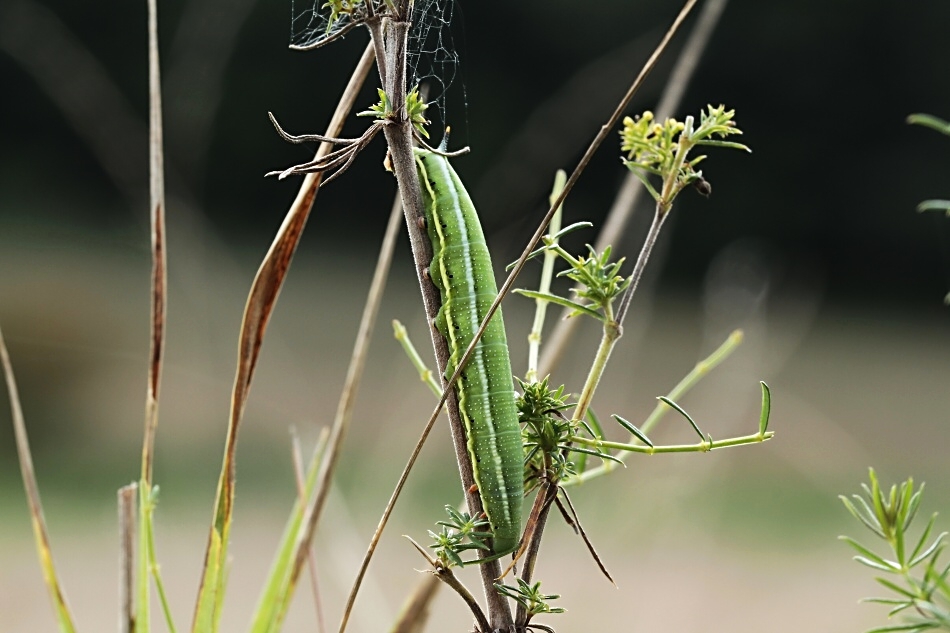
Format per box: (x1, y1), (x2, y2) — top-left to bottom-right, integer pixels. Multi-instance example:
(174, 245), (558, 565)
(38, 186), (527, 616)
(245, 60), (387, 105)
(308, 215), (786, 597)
(514, 482), (559, 628)
(341, 12), (512, 632)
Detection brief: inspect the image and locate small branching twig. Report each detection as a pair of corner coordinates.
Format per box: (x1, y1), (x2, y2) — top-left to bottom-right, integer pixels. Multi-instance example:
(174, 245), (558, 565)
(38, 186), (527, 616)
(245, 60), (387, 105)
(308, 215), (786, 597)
(570, 329), (744, 485)
(496, 578), (565, 633)
(393, 320), (442, 396)
(267, 118), (384, 184)
(525, 170), (567, 383)
(267, 87), (431, 185)
(406, 535), (491, 633)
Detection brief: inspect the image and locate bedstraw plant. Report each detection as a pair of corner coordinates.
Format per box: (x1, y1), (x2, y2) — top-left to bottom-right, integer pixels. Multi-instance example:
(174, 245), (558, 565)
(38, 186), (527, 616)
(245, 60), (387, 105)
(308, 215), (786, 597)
(3, 1), (778, 632)
(841, 469), (950, 633)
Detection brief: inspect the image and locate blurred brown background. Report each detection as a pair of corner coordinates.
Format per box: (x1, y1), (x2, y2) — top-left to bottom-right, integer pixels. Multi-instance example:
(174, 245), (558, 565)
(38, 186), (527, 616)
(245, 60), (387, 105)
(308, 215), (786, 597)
(1, 0), (949, 631)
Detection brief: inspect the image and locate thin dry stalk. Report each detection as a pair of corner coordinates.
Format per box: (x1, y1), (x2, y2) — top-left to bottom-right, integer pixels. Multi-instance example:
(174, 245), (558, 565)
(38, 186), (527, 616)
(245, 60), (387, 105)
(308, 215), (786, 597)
(191, 42), (376, 631)
(538, 0), (727, 375)
(0, 324), (77, 632)
(118, 483), (138, 633)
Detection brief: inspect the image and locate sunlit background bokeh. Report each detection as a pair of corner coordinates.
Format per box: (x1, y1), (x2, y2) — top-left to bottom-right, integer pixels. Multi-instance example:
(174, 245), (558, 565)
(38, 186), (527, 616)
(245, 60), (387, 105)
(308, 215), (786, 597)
(1, 0), (949, 631)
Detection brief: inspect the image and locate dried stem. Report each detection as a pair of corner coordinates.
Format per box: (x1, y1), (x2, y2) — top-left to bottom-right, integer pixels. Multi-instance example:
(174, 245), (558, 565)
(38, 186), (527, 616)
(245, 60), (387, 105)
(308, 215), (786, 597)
(515, 483), (559, 627)
(141, 0), (166, 491)
(436, 569), (491, 633)
(341, 13), (512, 631)
(118, 484), (137, 633)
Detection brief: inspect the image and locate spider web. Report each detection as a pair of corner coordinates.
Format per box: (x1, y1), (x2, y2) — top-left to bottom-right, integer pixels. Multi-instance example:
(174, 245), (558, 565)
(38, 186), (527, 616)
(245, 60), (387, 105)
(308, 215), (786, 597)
(289, 0), (466, 141)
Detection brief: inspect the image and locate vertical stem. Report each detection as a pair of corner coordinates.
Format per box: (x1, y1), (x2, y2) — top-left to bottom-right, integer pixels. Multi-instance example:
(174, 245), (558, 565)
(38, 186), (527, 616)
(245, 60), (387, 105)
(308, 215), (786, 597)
(515, 482), (558, 627)
(570, 322), (618, 427)
(526, 171), (566, 383)
(367, 14), (512, 632)
(573, 210), (668, 424)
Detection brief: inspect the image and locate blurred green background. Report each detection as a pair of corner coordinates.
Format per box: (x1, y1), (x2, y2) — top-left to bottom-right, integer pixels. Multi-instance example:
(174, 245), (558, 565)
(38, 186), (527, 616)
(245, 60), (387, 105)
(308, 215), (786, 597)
(1, 0), (949, 631)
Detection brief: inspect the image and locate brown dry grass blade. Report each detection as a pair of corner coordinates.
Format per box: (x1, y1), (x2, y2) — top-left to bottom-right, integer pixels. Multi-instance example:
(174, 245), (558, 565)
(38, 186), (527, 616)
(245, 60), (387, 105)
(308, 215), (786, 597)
(554, 489), (614, 586)
(141, 0), (166, 489)
(190, 42), (376, 633)
(135, 2), (168, 629)
(0, 324), (77, 633)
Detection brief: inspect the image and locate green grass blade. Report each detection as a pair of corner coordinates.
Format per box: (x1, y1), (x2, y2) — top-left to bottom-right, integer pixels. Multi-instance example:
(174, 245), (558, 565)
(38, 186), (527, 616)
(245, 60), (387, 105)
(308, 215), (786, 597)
(844, 493), (886, 538)
(904, 486), (925, 533)
(909, 514), (938, 564)
(249, 432), (329, 633)
(193, 525), (225, 633)
(854, 555), (900, 573)
(138, 483), (152, 633)
(141, 484), (178, 633)
(866, 623), (934, 632)
(875, 577), (918, 599)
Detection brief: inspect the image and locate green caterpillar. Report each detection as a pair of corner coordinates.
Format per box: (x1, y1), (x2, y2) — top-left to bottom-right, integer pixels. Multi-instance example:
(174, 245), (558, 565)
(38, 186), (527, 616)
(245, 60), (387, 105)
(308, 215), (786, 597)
(415, 149), (523, 558)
